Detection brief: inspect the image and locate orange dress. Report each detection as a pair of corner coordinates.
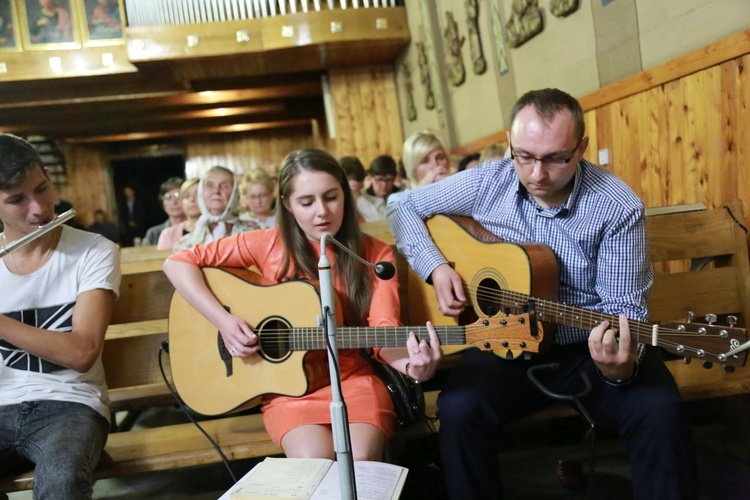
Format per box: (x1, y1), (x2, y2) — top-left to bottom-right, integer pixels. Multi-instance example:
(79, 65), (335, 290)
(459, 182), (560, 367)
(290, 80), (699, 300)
(169, 228), (399, 445)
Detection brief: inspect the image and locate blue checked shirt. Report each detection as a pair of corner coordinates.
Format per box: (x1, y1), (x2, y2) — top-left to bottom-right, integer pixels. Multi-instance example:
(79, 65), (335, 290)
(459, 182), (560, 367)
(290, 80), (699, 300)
(386, 158), (653, 344)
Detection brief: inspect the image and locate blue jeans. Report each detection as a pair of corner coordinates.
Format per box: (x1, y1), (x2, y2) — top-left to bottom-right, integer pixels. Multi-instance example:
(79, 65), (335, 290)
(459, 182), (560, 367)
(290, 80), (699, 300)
(437, 345), (698, 500)
(0, 401), (109, 499)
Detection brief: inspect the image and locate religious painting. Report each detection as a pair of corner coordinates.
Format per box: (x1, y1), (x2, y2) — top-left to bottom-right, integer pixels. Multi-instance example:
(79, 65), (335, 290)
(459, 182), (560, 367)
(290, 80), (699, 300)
(82, 0), (124, 45)
(0, 0), (20, 51)
(20, 0), (80, 50)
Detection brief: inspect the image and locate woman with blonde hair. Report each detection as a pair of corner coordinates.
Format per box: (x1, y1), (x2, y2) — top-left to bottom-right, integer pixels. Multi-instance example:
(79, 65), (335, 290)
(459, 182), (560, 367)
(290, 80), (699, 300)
(401, 129), (451, 188)
(239, 168), (277, 228)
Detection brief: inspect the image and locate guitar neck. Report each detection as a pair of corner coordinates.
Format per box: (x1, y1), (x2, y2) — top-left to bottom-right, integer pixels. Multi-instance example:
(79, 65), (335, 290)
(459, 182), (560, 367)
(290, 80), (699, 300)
(501, 291), (655, 342)
(289, 325), (466, 350)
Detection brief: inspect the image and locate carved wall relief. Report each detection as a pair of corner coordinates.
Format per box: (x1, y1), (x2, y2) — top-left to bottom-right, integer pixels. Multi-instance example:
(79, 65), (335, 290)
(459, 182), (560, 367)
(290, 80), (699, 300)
(505, 0), (543, 49)
(550, 0), (579, 18)
(416, 39), (436, 110)
(443, 11), (466, 86)
(402, 63), (417, 121)
(465, 0), (487, 75)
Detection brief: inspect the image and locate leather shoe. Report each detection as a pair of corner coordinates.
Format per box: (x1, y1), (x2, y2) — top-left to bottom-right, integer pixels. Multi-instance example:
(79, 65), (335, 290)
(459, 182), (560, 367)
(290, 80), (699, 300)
(556, 459), (586, 491)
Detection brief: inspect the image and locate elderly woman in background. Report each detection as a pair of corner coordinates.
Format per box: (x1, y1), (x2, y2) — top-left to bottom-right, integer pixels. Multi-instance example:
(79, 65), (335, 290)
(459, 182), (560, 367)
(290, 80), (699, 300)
(239, 169), (277, 229)
(157, 178), (200, 251)
(143, 177), (185, 246)
(172, 166), (259, 251)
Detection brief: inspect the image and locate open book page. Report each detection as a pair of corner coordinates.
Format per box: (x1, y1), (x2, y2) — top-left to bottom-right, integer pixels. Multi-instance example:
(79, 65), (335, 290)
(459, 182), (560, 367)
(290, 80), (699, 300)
(310, 461), (408, 500)
(229, 458), (332, 499)
(222, 458), (408, 500)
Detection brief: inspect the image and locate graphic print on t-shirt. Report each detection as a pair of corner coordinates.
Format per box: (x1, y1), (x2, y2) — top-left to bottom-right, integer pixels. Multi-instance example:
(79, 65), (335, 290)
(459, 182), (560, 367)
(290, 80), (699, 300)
(0, 302), (73, 373)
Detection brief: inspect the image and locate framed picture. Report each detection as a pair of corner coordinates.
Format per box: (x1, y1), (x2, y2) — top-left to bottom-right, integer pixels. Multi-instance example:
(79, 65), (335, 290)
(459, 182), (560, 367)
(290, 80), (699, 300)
(19, 0), (81, 50)
(0, 0), (20, 51)
(81, 0), (124, 45)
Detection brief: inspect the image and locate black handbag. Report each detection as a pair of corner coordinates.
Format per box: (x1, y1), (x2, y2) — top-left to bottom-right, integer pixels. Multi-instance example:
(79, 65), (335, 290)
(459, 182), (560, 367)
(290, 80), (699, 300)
(360, 350), (425, 426)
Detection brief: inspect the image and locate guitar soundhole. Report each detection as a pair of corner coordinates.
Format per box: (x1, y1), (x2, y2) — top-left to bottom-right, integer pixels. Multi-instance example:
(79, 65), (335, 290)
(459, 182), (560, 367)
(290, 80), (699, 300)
(257, 317), (292, 363)
(476, 277), (503, 317)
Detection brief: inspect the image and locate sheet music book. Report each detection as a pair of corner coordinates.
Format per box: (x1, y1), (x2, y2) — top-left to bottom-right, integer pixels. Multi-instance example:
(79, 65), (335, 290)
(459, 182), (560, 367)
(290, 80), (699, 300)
(220, 457), (408, 500)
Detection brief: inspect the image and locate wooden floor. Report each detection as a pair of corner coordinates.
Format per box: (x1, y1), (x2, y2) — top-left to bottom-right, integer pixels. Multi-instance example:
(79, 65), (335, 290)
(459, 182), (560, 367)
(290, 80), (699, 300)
(6, 399), (749, 499)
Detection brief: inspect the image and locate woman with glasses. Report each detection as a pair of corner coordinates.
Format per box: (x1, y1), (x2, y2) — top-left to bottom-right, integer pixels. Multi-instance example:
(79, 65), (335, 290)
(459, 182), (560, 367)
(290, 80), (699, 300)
(157, 178), (200, 251)
(239, 169), (277, 229)
(143, 177), (186, 246)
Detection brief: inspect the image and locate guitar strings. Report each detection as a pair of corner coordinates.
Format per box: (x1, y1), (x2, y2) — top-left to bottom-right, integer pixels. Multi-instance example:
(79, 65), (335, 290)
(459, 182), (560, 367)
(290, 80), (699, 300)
(461, 281), (738, 360)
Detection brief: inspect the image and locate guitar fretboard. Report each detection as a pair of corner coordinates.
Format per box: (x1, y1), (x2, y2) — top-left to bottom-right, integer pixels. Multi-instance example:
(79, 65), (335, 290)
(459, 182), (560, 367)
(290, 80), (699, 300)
(286, 325), (467, 350)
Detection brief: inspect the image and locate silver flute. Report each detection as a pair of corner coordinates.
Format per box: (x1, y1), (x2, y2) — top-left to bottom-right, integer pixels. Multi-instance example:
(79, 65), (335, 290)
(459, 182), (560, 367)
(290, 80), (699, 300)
(0, 209), (76, 258)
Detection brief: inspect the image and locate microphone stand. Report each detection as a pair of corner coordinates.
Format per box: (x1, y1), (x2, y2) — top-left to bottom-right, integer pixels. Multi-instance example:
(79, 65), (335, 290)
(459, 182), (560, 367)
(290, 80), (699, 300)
(318, 233), (357, 500)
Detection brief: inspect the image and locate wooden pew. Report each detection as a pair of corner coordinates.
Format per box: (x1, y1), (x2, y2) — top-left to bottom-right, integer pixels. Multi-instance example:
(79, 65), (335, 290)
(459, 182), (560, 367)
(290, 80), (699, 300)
(2, 201), (748, 493)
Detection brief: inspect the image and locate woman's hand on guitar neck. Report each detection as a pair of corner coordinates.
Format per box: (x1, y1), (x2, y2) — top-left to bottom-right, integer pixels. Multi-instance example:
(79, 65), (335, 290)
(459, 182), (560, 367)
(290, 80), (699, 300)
(589, 314), (638, 382)
(217, 313), (260, 358)
(430, 263), (467, 316)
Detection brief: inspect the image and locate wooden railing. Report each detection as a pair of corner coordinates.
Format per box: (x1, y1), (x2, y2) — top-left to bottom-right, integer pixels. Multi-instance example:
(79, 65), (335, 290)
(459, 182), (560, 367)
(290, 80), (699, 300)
(124, 0), (402, 27)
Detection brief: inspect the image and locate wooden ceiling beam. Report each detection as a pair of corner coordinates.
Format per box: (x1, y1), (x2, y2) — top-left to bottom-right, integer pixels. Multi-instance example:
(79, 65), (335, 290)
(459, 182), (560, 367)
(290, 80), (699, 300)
(65, 119), (315, 144)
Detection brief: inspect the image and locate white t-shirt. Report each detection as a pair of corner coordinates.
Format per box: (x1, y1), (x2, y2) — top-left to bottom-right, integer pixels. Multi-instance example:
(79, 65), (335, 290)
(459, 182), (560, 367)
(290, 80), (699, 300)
(0, 226), (120, 421)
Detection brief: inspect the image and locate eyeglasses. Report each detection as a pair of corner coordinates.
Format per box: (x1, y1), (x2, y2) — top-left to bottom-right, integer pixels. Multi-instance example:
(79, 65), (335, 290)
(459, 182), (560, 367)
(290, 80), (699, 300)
(510, 138), (582, 169)
(162, 192), (181, 201)
(248, 193), (272, 200)
(372, 176), (396, 184)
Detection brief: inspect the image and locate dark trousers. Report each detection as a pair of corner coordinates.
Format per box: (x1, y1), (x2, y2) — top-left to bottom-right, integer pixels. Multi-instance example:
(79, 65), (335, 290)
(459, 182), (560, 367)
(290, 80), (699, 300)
(437, 345), (698, 500)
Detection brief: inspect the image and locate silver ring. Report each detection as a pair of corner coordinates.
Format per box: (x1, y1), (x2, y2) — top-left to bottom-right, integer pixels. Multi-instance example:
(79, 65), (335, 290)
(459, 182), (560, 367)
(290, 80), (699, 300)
(231, 347), (237, 354)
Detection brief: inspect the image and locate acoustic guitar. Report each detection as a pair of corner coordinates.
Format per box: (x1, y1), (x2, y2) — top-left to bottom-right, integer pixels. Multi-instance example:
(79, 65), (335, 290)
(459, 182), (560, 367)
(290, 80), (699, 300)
(168, 267), (542, 416)
(406, 214), (748, 366)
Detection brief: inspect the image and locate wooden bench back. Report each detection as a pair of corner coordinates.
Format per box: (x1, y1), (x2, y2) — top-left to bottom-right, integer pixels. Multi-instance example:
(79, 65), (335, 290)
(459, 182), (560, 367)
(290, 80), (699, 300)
(103, 256), (175, 409)
(647, 198), (750, 326)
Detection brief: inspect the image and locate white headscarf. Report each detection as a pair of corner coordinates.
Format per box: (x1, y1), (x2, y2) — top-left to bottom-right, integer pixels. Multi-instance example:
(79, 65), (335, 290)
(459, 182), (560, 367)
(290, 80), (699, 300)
(192, 167), (240, 243)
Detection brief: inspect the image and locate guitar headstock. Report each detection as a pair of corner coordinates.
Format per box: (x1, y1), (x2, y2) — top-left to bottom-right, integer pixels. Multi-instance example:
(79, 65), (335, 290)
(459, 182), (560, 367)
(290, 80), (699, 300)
(465, 314), (544, 360)
(658, 322), (748, 368)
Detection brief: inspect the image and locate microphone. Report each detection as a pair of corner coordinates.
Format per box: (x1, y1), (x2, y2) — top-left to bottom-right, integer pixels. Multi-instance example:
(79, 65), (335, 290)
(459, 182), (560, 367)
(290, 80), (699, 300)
(321, 233), (396, 280)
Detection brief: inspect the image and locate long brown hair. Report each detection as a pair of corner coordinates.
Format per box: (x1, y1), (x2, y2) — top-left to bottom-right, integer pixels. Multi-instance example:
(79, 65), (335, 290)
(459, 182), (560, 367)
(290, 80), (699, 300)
(276, 149), (373, 325)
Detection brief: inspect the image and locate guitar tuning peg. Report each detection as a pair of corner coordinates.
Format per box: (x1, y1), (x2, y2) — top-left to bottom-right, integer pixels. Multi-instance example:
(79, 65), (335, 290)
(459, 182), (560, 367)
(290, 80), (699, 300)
(683, 357), (691, 365)
(702, 361), (713, 369)
(705, 313), (717, 326)
(727, 315), (738, 327)
(723, 365), (736, 373)
(686, 311), (694, 323)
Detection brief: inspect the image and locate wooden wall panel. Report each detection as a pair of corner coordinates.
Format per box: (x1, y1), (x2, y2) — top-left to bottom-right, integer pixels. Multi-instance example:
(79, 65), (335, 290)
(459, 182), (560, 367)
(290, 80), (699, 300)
(59, 144), (113, 227)
(328, 65), (404, 168)
(184, 127), (317, 178)
(456, 33), (750, 217)
(738, 55), (750, 211)
(584, 54), (748, 213)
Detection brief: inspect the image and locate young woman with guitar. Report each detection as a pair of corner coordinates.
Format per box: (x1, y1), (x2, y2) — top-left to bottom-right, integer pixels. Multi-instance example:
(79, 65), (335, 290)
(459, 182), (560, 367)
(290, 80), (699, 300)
(163, 149), (441, 461)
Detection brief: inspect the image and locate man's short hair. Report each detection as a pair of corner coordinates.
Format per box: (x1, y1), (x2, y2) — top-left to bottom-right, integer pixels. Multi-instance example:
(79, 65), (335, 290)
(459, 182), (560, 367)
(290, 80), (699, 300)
(368, 155), (398, 177)
(510, 88), (585, 141)
(0, 134), (45, 190)
(339, 156), (366, 182)
(159, 177), (185, 199)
